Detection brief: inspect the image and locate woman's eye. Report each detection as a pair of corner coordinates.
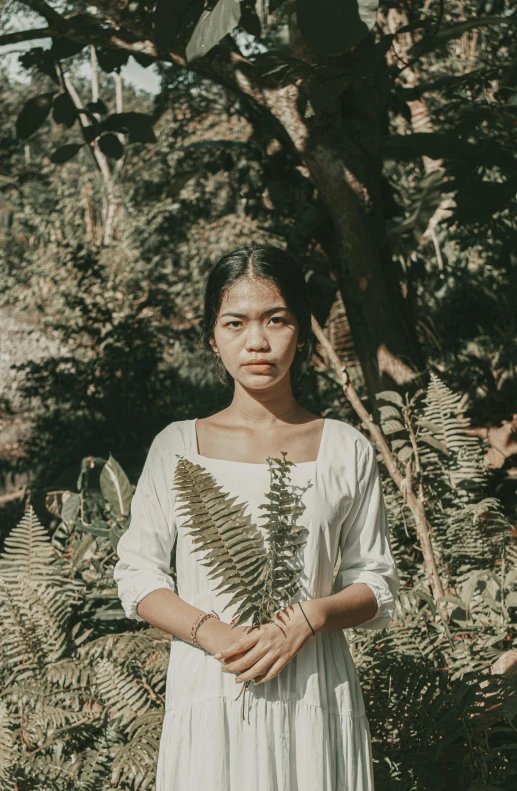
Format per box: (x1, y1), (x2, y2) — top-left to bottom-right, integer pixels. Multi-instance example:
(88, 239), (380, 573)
(226, 318), (286, 328)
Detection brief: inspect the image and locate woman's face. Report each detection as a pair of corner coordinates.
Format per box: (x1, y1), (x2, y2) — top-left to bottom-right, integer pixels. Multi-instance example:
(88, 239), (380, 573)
(210, 276), (303, 390)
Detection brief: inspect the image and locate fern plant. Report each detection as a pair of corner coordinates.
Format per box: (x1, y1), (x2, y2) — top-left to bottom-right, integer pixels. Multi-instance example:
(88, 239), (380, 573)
(173, 450), (309, 717)
(359, 372), (517, 790)
(375, 373), (515, 586)
(0, 446), (180, 791)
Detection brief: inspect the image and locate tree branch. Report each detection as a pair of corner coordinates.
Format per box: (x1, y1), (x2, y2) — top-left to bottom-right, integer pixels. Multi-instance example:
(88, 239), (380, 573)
(311, 314), (446, 602)
(0, 27), (52, 47)
(58, 68), (118, 245)
(21, 0), (65, 27)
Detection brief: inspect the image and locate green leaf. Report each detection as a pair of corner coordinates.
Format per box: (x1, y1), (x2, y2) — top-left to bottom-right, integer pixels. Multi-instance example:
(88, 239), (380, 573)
(397, 445), (414, 463)
(61, 493), (81, 526)
(71, 533), (95, 570)
(132, 52), (156, 68)
(19, 48), (59, 85)
(109, 526), (125, 553)
(86, 99), (108, 115)
(296, 0), (378, 55)
(416, 417), (443, 434)
(382, 419), (405, 435)
(100, 112), (157, 143)
(50, 143), (84, 164)
(83, 123), (101, 144)
(186, 0), (242, 63)
(16, 92), (56, 139)
(375, 390), (404, 407)
(174, 453), (308, 627)
(153, 0), (190, 52)
(419, 433), (448, 455)
(100, 454), (133, 517)
(98, 133), (124, 160)
(409, 16), (517, 59)
(95, 47), (129, 74)
(378, 405), (402, 421)
(52, 93), (77, 128)
(240, 5), (262, 37)
(79, 519), (110, 538)
(390, 170), (444, 242)
(50, 36), (86, 60)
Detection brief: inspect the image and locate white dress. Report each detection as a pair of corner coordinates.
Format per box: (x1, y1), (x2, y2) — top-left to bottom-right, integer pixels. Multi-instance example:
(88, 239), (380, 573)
(113, 417), (400, 791)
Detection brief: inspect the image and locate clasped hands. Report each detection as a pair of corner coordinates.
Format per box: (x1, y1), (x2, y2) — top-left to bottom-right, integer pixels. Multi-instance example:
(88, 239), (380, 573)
(212, 603), (314, 685)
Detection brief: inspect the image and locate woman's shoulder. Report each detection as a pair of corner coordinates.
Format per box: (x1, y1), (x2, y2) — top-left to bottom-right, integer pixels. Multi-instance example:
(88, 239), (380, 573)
(325, 417), (373, 459)
(149, 418), (193, 457)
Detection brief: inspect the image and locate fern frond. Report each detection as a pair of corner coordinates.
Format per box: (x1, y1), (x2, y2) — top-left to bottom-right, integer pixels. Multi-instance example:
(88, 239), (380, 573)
(419, 373), (486, 504)
(0, 698), (15, 785)
(0, 505), (60, 582)
(257, 453), (309, 620)
(95, 658), (152, 728)
(174, 456), (268, 626)
(112, 710), (164, 790)
(0, 577), (72, 680)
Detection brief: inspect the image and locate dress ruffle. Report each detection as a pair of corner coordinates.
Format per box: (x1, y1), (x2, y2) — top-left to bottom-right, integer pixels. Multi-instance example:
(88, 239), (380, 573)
(157, 695), (374, 791)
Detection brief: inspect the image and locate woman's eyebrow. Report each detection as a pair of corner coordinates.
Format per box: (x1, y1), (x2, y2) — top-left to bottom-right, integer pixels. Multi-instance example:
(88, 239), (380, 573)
(219, 307), (289, 318)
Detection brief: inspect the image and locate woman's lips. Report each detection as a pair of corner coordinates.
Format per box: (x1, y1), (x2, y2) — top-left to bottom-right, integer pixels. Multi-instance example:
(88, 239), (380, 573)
(245, 362), (273, 370)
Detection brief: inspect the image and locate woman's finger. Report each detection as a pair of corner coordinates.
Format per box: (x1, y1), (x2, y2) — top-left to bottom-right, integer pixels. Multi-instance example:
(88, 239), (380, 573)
(214, 633), (258, 661)
(253, 657), (286, 684)
(222, 643), (271, 674)
(235, 654), (277, 683)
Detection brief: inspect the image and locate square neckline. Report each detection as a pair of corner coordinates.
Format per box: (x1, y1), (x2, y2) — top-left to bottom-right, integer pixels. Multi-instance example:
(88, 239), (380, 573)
(191, 416), (328, 467)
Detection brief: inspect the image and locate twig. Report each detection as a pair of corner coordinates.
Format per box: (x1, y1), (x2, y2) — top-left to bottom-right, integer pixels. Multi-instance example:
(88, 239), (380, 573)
(311, 314), (445, 602)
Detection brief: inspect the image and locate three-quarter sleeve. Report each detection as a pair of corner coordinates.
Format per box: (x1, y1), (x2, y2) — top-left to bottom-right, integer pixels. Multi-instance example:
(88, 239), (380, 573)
(332, 440), (399, 630)
(113, 434), (177, 622)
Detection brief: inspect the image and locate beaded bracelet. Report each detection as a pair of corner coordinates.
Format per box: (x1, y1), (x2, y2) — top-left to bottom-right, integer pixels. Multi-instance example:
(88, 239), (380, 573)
(191, 609), (220, 651)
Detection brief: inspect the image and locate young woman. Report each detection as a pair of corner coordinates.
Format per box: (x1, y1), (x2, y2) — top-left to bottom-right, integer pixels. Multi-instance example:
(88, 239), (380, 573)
(114, 245), (400, 791)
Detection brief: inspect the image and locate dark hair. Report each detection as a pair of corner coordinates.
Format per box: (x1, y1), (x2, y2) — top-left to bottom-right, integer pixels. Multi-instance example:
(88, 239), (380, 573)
(200, 246), (314, 390)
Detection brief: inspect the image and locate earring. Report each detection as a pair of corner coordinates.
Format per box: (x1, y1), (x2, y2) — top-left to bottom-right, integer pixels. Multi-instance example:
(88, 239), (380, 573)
(214, 354), (225, 384)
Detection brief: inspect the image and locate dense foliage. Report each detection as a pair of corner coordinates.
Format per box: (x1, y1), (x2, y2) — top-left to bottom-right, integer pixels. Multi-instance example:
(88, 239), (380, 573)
(0, 374), (515, 789)
(1, 0), (517, 788)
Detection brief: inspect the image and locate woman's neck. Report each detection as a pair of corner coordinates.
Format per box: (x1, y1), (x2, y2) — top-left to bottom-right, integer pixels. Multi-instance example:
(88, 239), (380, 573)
(223, 381), (308, 428)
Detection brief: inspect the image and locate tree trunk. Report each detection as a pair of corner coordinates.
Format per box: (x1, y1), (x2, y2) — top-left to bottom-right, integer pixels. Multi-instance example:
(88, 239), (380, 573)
(281, 9), (425, 395)
(304, 141), (424, 394)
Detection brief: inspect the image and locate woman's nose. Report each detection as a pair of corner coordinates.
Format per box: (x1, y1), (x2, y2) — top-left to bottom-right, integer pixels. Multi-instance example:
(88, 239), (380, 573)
(245, 333), (270, 351)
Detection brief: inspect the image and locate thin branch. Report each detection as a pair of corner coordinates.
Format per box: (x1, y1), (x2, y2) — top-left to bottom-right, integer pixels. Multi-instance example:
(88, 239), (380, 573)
(21, 0), (65, 27)
(62, 74), (112, 185)
(0, 26), (172, 65)
(57, 65), (118, 245)
(0, 27), (52, 47)
(311, 314), (445, 602)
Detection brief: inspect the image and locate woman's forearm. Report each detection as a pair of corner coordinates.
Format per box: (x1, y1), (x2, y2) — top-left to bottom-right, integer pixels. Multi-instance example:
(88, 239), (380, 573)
(135, 582), (378, 652)
(300, 583), (378, 633)
(136, 589), (233, 651)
